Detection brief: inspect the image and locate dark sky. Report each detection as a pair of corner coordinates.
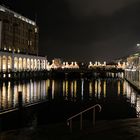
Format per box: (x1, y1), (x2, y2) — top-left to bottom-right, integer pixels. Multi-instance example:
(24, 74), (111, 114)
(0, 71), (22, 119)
(1, 0), (140, 62)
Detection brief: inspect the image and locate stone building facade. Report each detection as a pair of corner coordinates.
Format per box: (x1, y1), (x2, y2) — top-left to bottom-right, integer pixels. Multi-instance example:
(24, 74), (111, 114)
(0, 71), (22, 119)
(0, 5), (38, 55)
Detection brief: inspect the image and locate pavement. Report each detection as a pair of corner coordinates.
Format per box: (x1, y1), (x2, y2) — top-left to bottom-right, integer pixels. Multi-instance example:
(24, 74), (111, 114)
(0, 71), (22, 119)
(0, 118), (140, 140)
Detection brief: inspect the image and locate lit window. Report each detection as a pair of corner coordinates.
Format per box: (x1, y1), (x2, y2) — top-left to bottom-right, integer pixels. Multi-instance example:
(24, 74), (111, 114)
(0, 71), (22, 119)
(30, 41), (32, 45)
(35, 28), (38, 33)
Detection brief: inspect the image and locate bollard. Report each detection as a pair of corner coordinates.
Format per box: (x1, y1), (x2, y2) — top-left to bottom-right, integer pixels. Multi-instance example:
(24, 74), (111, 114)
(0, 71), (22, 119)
(48, 86), (52, 100)
(18, 91), (23, 109)
(18, 91), (23, 128)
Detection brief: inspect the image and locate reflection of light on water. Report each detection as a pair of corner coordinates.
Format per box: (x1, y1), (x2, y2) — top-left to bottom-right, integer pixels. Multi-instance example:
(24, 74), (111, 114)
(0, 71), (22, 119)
(98, 79), (101, 99)
(14, 85), (18, 107)
(121, 73), (124, 78)
(74, 81), (77, 98)
(41, 81), (46, 99)
(103, 80), (106, 97)
(18, 83), (22, 92)
(22, 83), (26, 104)
(30, 81), (33, 102)
(95, 80), (97, 97)
(123, 81), (125, 95)
(118, 81), (120, 95)
(2, 83), (6, 109)
(33, 82), (36, 102)
(52, 80), (55, 99)
(89, 81), (92, 97)
(66, 81), (68, 99)
(125, 82), (131, 100)
(7, 82), (12, 108)
(26, 83), (30, 103)
(46, 79), (50, 97)
(136, 98), (140, 117)
(0, 78), (140, 118)
(42, 81), (46, 99)
(62, 80), (65, 97)
(81, 79), (84, 100)
(124, 80), (140, 117)
(130, 92), (136, 104)
(71, 81), (74, 98)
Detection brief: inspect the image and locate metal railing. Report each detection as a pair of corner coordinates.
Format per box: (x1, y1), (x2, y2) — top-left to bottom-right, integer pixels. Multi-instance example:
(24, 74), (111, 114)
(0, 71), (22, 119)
(67, 104), (102, 131)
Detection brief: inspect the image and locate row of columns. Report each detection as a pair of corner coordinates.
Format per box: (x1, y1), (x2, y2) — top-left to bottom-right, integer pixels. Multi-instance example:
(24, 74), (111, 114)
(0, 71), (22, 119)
(0, 51), (48, 72)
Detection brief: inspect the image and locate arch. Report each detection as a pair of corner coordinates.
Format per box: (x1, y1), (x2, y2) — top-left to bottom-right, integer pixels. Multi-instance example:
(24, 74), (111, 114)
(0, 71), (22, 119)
(30, 59), (34, 70)
(2, 56), (7, 71)
(19, 57), (23, 70)
(34, 59), (37, 70)
(37, 59), (40, 70)
(42, 60), (45, 70)
(14, 57), (18, 71)
(7, 56), (12, 71)
(27, 58), (30, 70)
(23, 58), (27, 70)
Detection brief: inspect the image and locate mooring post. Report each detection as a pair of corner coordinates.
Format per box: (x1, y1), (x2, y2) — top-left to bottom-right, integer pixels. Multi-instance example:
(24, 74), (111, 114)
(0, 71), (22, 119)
(93, 108), (95, 126)
(18, 91), (23, 109)
(18, 91), (23, 128)
(80, 114), (83, 130)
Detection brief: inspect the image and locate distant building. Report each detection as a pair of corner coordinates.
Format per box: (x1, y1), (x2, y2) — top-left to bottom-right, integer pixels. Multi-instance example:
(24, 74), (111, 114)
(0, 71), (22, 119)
(0, 5), (38, 55)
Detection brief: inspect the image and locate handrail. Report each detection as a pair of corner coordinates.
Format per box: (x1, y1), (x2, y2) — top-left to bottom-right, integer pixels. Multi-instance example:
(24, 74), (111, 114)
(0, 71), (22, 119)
(67, 104), (101, 131)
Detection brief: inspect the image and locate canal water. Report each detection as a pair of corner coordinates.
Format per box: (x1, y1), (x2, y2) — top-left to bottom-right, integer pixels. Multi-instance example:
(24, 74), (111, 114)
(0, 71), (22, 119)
(0, 76), (140, 130)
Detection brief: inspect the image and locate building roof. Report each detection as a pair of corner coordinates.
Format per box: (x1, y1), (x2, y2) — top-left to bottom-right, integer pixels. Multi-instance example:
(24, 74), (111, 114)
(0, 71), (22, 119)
(0, 5), (36, 26)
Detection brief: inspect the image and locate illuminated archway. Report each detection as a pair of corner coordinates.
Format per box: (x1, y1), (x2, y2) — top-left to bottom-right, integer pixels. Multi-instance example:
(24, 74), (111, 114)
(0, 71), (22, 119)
(37, 59), (40, 70)
(23, 58), (26, 70)
(2, 56), (7, 71)
(30, 59), (33, 70)
(19, 57), (23, 70)
(8, 56), (12, 71)
(34, 59), (37, 70)
(14, 57), (18, 70)
(27, 58), (30, 70)
(42, 60), (45, 69)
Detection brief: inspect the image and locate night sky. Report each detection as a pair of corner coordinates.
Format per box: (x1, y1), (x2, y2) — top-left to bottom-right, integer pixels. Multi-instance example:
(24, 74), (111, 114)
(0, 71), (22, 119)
(0, 0), (140, 62)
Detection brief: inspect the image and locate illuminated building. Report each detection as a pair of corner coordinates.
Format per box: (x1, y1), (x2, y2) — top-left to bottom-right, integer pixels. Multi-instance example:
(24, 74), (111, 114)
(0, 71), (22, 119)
(0, 5), (38, 55)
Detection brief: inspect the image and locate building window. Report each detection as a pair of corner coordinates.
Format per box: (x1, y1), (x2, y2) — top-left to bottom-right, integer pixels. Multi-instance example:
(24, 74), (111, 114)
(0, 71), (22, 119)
(35, 28), (38, 33)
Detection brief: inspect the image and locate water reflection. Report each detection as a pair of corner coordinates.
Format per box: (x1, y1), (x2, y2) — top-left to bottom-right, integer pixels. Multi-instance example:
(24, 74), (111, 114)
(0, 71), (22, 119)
(0, 78), (139, 117)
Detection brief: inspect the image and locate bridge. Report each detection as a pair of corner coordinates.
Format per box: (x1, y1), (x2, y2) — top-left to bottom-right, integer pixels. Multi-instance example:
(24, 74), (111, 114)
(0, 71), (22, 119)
(49, 67), (124, 79)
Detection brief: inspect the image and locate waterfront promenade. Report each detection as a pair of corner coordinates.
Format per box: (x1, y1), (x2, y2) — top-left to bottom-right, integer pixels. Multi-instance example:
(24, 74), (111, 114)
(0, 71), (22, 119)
(0, 118), (140, 140)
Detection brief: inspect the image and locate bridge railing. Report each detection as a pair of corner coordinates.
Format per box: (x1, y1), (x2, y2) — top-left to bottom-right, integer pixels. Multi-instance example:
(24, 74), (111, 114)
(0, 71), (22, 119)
(67, 104), (102, 132)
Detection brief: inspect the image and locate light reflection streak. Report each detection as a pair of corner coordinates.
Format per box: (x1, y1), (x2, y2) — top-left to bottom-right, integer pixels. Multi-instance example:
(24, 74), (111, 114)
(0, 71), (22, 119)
(98, 79), (101, 99)
(52, 80), (55, 99)
(103, 80), (106, 97)
(89, 81), (92, 97)
(71, 81), (74, 98)
(7, 82), (11, 108)
(74, 81), (77, 98)
(95, 80), (98, 97)
(62, 80), (65, 97)
(81, 79), (84, 100)
(65, 81), (68, 99)
(0, 78), (139, 117)
(118, 81), (120, 95)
